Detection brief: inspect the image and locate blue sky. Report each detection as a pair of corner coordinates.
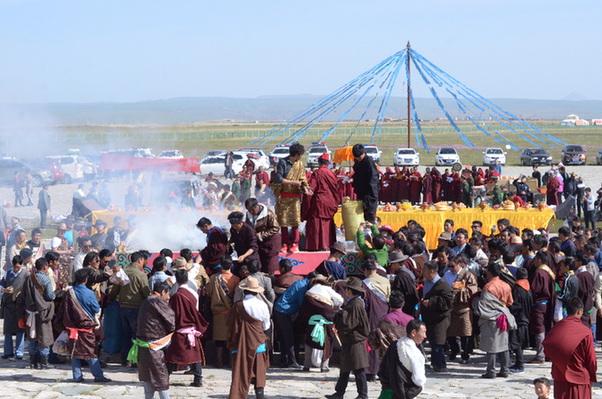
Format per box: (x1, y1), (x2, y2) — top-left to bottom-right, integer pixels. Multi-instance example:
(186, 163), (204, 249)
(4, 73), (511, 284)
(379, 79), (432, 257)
(1, 0), (601, 102)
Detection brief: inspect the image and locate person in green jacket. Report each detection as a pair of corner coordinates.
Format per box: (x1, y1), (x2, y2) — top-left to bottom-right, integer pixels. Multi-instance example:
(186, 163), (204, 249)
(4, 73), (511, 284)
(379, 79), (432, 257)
(356, 222), (389, 268)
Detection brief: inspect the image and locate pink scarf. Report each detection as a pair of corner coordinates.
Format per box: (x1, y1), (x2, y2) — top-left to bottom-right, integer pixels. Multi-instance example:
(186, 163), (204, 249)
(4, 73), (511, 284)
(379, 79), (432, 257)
(177, 327), (202, 348)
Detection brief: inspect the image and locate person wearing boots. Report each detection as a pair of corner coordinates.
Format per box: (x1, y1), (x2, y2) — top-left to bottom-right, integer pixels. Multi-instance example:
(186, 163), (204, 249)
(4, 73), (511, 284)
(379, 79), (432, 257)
(326, 277), (370, 399)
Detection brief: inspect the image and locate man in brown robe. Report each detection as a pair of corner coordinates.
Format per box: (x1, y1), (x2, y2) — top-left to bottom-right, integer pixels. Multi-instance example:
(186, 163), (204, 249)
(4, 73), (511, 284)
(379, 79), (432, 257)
(529, 251), (556, 364)
(165, 270), (209, 387)
(228, 277), (270, 399)
(327, 277), (370, 399)
(245, 198), (282, 274)
(206, 259), (239, 368)
(304, 153), (342, 251)
(543, 297), (597, 399)
(135, 283), (175, 399)
(422, 167), (433, 204)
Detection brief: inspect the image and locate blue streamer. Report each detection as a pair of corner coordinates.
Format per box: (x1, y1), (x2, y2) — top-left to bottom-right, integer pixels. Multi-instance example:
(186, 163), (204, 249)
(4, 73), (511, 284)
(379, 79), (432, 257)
(283, 53), (401, 144)
(410, 49), (561, 146)
(413, 56), (520, 151)
(370, 54), (405, 143)
(412, 52), (531, 149)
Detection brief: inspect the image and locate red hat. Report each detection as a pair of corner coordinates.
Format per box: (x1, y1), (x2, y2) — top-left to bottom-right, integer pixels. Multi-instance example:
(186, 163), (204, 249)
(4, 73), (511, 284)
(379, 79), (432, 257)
(319, 153), (330, 161)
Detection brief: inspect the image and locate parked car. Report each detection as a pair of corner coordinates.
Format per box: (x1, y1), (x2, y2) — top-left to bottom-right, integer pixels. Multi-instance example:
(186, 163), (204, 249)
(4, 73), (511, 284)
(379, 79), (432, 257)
(269, 145), (290, 165)
(307, 143), (331, 168)
(199, 153), (245, 176)
(0, 158), (54, 187)
(394, 148), (420, 166)
(237, 148), (270, 170)
(206, 150), (226, 157)
(519, 148), (552, 166)
(561, 145), (587, 165)
(482, 147), (507, 166)
(364, 145), (382, 163)
(158, 150), (184, 159)
(597, 149), (602, 165)
(435, 147), (460, 166)
(45, 155), (97, 182)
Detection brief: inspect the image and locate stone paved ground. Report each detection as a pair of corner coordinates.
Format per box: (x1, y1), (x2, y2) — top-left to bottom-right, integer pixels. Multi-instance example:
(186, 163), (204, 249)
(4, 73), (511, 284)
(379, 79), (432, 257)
(1, 335), (602, 399)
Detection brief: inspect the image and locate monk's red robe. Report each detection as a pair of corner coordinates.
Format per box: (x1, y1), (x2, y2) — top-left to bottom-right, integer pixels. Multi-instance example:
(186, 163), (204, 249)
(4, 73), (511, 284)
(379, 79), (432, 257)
(304, 166), (342, 251)
(543, 316), (597, 399)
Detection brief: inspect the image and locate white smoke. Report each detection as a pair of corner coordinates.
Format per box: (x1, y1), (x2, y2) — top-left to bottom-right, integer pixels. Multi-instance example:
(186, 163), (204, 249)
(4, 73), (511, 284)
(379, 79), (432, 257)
(125, 206), (230, 252)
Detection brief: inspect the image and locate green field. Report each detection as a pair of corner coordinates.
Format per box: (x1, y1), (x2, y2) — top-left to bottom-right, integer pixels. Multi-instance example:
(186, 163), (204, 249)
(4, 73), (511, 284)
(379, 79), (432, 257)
(17, 121), (602, 165)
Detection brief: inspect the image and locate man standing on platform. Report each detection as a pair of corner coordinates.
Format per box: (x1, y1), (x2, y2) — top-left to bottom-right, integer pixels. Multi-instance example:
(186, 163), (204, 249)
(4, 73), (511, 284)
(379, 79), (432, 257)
(351, 144), (379, 223)
(543, 298), (597, 398)
(304, 153), (341, 251)
(272, 142), (308, 254)
(244, 198), (282, 275)
(408, 166), (422, 205)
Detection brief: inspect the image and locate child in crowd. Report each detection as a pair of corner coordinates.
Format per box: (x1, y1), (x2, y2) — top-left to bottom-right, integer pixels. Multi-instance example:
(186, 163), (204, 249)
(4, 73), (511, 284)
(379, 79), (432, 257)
(533, 377), (551, 399)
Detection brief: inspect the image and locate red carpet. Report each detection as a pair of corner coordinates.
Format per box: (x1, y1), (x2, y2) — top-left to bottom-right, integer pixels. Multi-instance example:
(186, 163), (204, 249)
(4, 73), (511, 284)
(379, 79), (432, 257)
(133, 251), (329, 276)
(279, 251), (330, 275)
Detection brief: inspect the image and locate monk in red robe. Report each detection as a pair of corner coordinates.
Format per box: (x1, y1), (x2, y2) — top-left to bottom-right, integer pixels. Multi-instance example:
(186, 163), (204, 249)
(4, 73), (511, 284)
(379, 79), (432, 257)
(408, 167), (422, 204)
(165, 270), (209, 387)
(543, 298), (597, 399)
(547, 172), (561, 206)
(422, 167), (433, 204)
(431, 167), (442, 202)
(304, 154), (342, 251)
(452, 172), (462, 203)
(441, 169), (453, 201)
(396, 167), (409, 202)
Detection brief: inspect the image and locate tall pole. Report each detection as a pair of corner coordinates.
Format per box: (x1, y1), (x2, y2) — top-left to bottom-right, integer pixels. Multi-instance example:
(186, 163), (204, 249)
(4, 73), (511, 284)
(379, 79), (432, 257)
(406, 41), (411, 148)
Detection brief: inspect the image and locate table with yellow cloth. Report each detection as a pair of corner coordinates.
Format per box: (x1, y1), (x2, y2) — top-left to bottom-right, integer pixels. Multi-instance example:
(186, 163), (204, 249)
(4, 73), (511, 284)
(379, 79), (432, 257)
(334, 208), (555, 249)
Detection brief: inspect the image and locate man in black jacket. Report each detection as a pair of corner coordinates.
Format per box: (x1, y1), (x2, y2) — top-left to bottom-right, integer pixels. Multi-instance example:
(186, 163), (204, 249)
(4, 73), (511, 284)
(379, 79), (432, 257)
(420, 261), (453, 372)
(351, 144), (379, 223)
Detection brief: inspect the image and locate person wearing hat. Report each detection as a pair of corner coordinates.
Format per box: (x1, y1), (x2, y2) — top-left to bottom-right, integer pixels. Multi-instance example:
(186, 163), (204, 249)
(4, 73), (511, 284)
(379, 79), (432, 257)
(228, 276), (270, 399)
(315, 242), (347, 281)
(327, 277), (370, 399)
(228, 211), (260, 269)
(304, 152), (342, 252)
(389, 250), (420, 317)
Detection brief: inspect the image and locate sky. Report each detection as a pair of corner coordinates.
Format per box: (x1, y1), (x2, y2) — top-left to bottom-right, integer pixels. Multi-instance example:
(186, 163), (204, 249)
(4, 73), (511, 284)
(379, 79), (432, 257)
(1, 0), (601, 103)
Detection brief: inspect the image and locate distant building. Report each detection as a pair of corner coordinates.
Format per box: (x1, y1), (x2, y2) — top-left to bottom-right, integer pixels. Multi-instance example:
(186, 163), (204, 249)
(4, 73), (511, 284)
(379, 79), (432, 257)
(561, 114), (590, 126)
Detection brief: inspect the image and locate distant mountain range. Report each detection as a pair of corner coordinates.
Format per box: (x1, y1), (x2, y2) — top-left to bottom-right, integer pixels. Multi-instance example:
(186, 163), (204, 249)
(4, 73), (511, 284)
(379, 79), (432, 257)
(1, 96), (602, 126)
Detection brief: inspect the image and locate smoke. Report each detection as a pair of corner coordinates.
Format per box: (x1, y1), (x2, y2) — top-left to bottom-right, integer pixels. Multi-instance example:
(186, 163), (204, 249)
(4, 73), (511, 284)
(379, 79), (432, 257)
(124, 206), (230, 252)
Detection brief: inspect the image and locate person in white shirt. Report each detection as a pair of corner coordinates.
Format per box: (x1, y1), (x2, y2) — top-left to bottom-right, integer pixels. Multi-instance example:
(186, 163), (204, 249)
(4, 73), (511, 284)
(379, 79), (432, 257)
(377, 319), (427, 399)
(584, 187), (596, 230)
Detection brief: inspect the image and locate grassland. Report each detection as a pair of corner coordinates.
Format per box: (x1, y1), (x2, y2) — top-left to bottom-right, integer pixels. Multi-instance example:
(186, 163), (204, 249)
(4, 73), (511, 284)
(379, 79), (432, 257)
(14, 120), (602, 165)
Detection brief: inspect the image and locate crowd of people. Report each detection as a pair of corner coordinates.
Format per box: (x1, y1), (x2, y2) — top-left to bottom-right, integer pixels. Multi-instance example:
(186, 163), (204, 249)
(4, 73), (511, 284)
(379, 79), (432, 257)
(0, 142), (600, 399)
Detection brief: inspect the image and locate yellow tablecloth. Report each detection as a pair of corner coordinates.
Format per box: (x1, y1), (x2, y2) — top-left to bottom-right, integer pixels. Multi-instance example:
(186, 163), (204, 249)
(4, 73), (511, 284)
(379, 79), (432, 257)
(89, 209), (152, 224)
(334, 208), (555, 249)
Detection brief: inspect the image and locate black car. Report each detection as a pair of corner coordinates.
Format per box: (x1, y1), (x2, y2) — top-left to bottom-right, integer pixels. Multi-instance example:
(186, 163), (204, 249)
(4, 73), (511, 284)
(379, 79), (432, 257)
(519, 148), (552, 166)
(561, 145), (587, 165)
(0, 158), (53, 186)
